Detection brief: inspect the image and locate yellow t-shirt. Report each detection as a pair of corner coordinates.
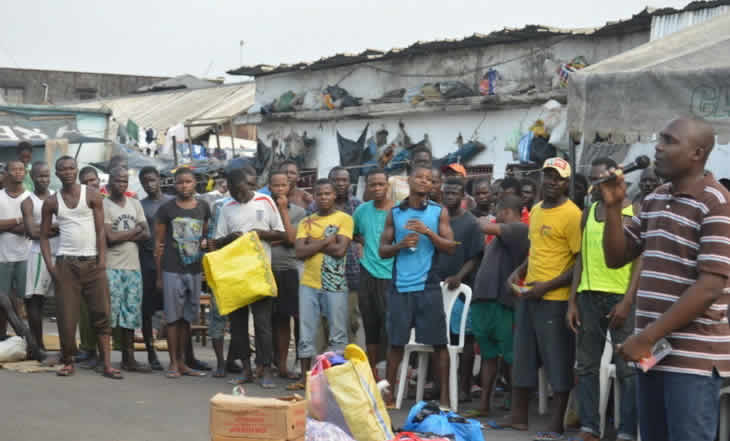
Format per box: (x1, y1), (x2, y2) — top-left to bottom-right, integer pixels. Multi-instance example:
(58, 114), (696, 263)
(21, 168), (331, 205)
(296, 210), (354, 291)
(525, 200), (582, 301)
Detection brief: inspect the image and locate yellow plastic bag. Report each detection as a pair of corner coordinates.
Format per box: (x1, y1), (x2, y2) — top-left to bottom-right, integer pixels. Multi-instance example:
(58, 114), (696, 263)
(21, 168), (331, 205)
(202, 232), (277, 316)
(306, 345), (393, 441)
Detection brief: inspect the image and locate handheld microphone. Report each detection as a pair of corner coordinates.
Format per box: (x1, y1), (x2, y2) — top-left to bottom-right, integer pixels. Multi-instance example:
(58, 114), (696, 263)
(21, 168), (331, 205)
(592, 155), (651, 186)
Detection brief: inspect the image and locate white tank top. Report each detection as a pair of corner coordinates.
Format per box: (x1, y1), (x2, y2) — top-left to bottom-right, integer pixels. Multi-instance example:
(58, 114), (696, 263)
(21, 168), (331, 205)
(28, 192), (60, 255)
(56, 185), (97, 257)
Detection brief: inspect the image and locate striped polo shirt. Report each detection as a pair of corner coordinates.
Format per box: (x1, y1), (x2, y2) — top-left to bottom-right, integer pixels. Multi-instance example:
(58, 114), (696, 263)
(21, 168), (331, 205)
(624, 173), (730, 377)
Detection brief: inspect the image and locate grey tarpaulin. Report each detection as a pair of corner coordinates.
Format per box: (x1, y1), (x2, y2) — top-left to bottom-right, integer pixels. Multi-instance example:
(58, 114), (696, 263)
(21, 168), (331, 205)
(568, 13), (730, 143)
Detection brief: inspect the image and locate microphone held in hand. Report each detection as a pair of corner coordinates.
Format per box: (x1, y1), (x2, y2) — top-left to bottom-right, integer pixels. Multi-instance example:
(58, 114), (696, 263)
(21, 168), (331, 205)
(593, 155), (651, 186)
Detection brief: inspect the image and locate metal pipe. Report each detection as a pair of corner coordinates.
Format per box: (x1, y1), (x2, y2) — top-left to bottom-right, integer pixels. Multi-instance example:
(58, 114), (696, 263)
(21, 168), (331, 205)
(172, 136), (179, 166)
(41, 83), (49, 103)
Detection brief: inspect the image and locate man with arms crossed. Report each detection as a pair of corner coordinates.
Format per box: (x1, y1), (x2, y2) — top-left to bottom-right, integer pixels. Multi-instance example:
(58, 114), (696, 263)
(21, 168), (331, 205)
(21, 162), (58, 354)
(0, 160), (43, 361)
(294, 179), (353, 389)
(41, 156), (119, 378)
(104, 167), (151, 372)
(601, 118), (730, 441)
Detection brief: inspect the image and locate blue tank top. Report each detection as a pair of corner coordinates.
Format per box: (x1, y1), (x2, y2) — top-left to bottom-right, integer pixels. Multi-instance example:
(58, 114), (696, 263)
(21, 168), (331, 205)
(392, 199), (442, 293)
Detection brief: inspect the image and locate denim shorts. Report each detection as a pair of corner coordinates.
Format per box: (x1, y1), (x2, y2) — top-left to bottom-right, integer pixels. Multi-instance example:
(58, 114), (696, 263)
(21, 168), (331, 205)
(298, 285), (348, 359)
(208, 293), (225, 339)
(162, 272), (201, 324)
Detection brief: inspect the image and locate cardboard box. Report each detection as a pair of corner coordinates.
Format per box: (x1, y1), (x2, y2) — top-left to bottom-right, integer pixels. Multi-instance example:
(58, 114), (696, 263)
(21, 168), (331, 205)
(210, 394), (307, 441)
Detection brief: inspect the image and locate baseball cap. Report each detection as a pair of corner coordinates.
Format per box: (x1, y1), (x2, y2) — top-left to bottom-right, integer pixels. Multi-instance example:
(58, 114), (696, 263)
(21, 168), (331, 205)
(444, 163), (467, 177)
(542, 157), (571, 179)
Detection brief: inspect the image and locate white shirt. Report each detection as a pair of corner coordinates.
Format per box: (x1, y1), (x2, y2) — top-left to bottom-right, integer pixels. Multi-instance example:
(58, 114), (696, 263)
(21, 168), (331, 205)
(0, 189), (31, 262)
(214, 192), (285, 260)
(27, 192), (59, 255)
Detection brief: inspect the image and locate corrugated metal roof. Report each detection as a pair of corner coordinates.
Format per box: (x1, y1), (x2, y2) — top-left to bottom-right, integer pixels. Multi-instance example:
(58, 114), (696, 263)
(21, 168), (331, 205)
(68, 82), (254, 138)
(228, 2), (730, 78)
(651, 3), (729, 40)
(227, 9), (654, 77)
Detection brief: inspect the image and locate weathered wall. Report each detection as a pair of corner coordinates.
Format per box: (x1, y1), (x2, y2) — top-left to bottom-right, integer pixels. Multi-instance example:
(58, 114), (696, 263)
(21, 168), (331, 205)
(252, 31), (648, 107)
(257, 104), (552, 181)
(0, 68), (168, 105)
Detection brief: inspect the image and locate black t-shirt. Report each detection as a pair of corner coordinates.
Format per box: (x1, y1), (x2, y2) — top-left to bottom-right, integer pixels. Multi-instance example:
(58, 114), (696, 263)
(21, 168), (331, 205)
(139, 194), (174, 270)
(435, 211), (484, 287)
(473, 222), (529, 308)
(156, 198), (211, 274)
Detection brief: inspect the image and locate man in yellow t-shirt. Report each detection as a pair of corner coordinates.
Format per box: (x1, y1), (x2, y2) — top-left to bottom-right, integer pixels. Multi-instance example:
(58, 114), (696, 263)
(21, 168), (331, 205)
(295, 178), (353, 384)
(504, 157), (582, 438)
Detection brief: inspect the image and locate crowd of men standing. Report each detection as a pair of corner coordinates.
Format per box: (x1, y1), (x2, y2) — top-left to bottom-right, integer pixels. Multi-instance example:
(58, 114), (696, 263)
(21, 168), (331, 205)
(1, 116), (729, 441)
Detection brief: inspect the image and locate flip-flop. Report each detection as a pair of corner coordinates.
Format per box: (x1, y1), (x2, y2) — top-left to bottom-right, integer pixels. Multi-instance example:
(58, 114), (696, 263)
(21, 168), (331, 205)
(286, 381), (305, 391)
(166, 370), (181, 379)
(102, 369), (124, 380)
(56, 365), (75, 377)
(181, 369), (207, 377)
(213, 368), (226, 378)
(534, 432), (566, 441)
(485, 420), (504, 430)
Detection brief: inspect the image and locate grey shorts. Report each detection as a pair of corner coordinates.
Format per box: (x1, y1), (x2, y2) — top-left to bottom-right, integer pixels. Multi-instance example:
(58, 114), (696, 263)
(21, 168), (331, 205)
(0, 261), (27, 298)
(387, 284), (447, 347)
(512, 299), (575, 393)
(162, 272), (201, 324)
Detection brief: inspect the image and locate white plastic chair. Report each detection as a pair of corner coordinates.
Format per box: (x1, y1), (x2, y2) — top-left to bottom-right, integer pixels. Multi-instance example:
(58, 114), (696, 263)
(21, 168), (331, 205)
(599, 333), (621, 438)
(719, 386), (730, 441)
(395, 283), (472, 412)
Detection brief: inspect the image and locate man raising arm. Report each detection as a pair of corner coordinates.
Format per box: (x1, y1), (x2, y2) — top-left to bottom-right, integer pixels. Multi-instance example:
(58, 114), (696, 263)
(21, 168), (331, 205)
(600, 118), (730, 441)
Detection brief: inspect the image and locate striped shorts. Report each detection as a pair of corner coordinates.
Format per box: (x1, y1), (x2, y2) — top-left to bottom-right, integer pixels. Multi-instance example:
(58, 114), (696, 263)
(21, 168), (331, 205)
(25, 251), (54, 298)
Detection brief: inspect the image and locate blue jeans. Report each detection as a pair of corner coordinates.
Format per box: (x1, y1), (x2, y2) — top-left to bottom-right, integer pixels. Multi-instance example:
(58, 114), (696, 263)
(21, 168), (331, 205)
(575, 292), (637, 439)
(298, 285), (348, 359)
(637, 369), (723, 441)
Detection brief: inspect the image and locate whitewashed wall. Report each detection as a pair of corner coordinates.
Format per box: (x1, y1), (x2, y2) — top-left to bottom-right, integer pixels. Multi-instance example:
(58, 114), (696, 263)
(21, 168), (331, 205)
(257, 104), (553, 179)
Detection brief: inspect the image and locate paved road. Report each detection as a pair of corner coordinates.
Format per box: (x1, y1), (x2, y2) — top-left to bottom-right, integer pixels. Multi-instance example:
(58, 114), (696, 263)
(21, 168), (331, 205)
(2, 340), (558, 441)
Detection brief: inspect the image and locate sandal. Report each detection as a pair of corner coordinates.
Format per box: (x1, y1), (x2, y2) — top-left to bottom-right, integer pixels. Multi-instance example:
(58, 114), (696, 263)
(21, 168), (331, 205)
(102, 368), (124, 380)
(213, 367), (227, 378)
(534, 432), (566, 441)
(286, 381), (305, 391)
(56, 364), (75, 377)
(166, 370), (181, 379)
(181, 369), (207, 377)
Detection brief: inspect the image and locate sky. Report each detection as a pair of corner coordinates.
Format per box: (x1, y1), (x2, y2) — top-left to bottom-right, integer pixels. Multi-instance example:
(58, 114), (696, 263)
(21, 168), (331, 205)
(1, 0), (694, 81)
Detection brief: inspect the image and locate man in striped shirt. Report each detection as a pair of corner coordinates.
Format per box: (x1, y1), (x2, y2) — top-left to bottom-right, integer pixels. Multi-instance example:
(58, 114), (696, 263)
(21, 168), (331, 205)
(601, 118), (730, 441)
